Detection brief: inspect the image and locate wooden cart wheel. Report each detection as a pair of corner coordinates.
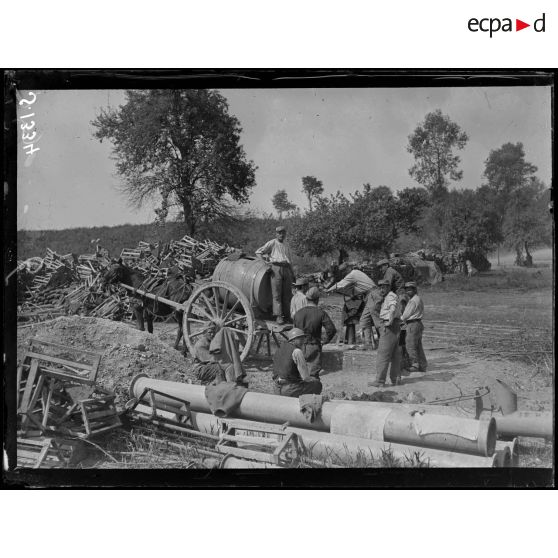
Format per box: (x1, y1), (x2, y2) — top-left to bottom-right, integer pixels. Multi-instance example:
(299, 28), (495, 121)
(183, 280), (255, 362)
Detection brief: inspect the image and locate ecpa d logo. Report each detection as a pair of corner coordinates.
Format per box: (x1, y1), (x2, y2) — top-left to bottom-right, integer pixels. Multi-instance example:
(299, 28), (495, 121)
(468, 13), (545, 37)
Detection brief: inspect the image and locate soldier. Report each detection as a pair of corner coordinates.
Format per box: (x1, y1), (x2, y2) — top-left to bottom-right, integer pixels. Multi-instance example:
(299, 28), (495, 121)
(368, 279), (402, 388)
(293, 287), (337, 378)
(272, 328), (323, 397)
(400, 281), (427, 373)
(256, 225), (295, 325)
(290, 277), (309, 317)
(377, 258), (405, 296)
(326, 262), (376, 344)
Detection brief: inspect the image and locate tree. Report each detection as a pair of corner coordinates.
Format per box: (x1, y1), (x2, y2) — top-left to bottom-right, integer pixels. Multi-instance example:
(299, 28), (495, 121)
(289, 193), (350, 258)
(407, 110), (469, 199)
(502, 178), (551, 266)
(272, 189), (297, 219)
(483, 142), (539, 264)
(301, 176), (324, 210)
(443, 188), (502, 255)
(290, 184), (429, 259)
(92, 89), (257, 235)
(484, 142), (537, 198)
(407, 110), (468, 251)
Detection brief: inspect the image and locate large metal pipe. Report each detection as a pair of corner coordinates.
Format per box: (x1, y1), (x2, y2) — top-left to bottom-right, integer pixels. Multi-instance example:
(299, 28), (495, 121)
(493, 446), (512, 467)
(183, 412), (504, 468)
(495, 438), (519, 467)
(130, 374), (499, 455)
(130, 374), (332, 430)
(330, 404), (496, 456)
(287, 426), (501, 468)
(480, 410), (553, 439)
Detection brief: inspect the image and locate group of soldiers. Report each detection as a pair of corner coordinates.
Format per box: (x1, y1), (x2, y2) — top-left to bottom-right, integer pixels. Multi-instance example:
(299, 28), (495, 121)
(191, 225), (428, 398)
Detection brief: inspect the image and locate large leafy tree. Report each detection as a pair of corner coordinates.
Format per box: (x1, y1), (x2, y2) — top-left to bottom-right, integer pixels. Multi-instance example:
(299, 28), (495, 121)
(443, 188), (502, 255)
(92, 89), (257, 235)
(502, 178), (551, 266)
(407, 109), (469, 199)
(272, 189), (297, 219)
(290, 185), (428, 259)
(483, 142), (540, 264)
(407, 110), (468, 250)
(289, 193), (350, 259)
(301, 176), (324, 210)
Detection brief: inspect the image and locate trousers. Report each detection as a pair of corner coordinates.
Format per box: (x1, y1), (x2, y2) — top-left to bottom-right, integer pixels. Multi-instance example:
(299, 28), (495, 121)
(270, 264), (294, 319)
(375, 321), (401, 384)
(273, 378), (323, 398)
(405, 321), (427, 371)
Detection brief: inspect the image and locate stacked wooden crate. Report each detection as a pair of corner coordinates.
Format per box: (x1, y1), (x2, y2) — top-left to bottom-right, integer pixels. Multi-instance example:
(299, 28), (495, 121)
(16, 339), (121, 468)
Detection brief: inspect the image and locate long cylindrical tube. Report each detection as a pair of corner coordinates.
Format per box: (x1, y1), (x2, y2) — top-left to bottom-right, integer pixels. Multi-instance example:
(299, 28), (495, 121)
(131, 401), (502, 467)
(287, 426), (500, 467)
(330, 404), (496, 456)
(480, 410), (552, 439)
(130, 374), (499, 455)
(495, 438), (519, 467)
(130, 374), (332, 430)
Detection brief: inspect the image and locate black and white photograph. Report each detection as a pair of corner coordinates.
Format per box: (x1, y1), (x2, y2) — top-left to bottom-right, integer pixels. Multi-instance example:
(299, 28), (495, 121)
(3, 70), (554, 485)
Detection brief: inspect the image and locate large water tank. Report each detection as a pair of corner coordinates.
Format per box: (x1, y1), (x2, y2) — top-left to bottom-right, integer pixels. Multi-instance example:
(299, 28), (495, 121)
(212, 257), (273, 316)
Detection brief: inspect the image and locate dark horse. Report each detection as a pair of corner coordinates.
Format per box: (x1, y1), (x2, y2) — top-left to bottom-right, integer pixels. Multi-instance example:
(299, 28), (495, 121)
(103, 260), (193, 352)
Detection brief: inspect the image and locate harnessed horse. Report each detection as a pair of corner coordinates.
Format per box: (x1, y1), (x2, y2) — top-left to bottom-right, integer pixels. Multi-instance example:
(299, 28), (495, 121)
(103, 260), (193, 352)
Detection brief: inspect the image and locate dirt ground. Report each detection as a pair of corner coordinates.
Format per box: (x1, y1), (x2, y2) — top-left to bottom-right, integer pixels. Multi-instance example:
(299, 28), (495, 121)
(16, 266), (553, 468)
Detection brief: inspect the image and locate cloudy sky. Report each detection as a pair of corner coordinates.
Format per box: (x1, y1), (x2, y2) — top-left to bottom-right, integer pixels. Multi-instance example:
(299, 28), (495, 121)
(17, 86), (552, 231)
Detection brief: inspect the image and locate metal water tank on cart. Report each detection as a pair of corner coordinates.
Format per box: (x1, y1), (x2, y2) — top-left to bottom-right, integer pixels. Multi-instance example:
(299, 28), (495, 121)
(182, 256), (287, 360)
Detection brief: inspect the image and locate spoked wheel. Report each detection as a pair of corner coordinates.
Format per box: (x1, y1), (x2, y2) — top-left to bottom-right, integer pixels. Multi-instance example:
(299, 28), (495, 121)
(183, 281), (255, 361)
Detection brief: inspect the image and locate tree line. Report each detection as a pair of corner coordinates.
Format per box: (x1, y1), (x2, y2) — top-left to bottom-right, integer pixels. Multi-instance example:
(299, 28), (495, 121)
(91, 92), (551, 267)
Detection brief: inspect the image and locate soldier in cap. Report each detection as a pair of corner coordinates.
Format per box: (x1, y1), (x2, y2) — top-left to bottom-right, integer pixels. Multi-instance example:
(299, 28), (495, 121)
(272, 327), (322, 397)
(290, 277), (309, 318)
(256, 225), (295, 325)
(369, 278), (402, 387)
(326, 262), (376, 344)
(293, 286), (337, 377)
(400, 281), (427, 372)
(377, 258), (405, 296)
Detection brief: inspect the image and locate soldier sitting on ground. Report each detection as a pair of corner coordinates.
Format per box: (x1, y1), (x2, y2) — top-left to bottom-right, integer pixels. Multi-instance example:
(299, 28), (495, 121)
(193, 324), (248, 387)
(272, 328), (322, 397)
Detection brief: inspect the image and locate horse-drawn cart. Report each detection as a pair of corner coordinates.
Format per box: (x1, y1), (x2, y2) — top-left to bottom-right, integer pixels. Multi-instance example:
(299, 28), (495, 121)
(118, 256), (291, 360)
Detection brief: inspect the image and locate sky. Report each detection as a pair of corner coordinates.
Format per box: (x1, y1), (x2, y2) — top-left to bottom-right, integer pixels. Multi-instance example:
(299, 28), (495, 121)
(16, 86), (552, 231)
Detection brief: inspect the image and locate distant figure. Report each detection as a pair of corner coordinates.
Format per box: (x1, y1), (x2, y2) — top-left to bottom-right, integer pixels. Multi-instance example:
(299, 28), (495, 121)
(466, 259), (478, 277)
(398, 297), (412, 371)
(290, 277), (309, 318)
(376, 258), (405, 297)
(293, 287), (337, 378)
(400, 281), (427, 373)
(368, 279), (402, 388)
(272, 328), (322, 397)
(255, 225), (294, 325)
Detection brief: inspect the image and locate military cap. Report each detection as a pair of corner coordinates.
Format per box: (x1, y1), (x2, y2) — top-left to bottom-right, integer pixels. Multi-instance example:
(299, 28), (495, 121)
(275, 226), (286, 233)
(377, 258), (389, 267)
(287, 328), (306, 342)
(293, 277), (309, 287)
(405, 281), (417, 288)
